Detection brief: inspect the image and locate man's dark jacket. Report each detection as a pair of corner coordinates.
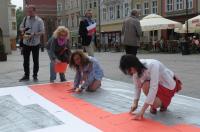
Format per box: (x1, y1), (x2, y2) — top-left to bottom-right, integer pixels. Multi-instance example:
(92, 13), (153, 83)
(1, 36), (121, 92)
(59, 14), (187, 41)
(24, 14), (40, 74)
(79, 19), (94, 46)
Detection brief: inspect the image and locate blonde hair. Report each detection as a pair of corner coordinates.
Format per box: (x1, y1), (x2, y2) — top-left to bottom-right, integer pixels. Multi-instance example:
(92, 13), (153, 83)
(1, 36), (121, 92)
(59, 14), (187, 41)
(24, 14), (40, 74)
(53, 26), (70, 39)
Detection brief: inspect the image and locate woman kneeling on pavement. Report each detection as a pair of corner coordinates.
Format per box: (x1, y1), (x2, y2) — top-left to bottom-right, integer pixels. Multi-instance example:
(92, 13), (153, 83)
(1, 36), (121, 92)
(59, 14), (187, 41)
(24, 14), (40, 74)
(119, 55), (182, 120)
(70, 50), (104, 93)
(47, 26), (71, 82)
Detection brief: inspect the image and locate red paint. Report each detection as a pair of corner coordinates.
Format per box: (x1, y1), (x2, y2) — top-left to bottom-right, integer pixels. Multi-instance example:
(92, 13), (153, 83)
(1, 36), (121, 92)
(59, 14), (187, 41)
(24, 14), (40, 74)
(31, 82), (200, 132)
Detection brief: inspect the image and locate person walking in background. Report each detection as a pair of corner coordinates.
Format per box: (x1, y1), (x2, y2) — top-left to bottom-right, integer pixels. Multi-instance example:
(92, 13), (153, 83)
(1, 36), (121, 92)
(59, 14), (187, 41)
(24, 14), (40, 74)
(122, 9), (142, 55)
(19, 5), (45, 82)
(79, 10), (96, 56)
(47, 26), (71, 83)
(119, 55), (182, 120)
(70, 50), (104, 93)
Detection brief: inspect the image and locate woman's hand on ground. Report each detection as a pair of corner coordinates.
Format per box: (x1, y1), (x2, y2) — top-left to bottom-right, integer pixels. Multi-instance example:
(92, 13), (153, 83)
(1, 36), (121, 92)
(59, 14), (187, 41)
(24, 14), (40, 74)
(75, 87), (83, 93)
(130, 103), (138, 113)
(132, 111), (144, 120)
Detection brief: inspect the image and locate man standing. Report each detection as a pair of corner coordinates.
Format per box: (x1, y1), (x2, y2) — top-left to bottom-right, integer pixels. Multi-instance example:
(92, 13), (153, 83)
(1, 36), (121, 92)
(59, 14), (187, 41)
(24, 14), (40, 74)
(122, 9), (142, 55)
(19, 5), (45, 82)
(79, 10), (96, 56)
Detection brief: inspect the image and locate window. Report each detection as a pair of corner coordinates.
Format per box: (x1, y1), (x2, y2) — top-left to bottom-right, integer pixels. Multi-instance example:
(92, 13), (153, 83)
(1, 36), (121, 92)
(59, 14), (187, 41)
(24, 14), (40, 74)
(109, 6), (114, 20)
(116, 5), (121, 19)
(185, 0), (193, 9)
(65, 17), (69, 27)
(124, 3), (129, 17)
(57, 19), (61, 26)
(174, 0), (183, 10)
(65, 0), (70, 10)
(166, 0), (173, 12)
(76, 15), (79, 27)
(152, 0), (158, 14)
(71, 15), (74, 28)
(94, 1), (97, 8)
(144, 1), (149, 15)
(103, 8), (107, 21)
(70, 0), (73, 9)
(11, 9), (15, 17)
(57, 3), (62, 13)
(76, 0), (79, 8)
(12, 22), (16, 30)
(136, 3), (141, 10)
(85, 0), (88, 9)
(89, 0), (92, 8)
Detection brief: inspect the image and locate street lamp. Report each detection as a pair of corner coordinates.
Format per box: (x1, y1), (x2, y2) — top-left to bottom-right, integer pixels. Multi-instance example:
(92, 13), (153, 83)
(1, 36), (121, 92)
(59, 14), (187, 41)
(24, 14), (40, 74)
(182, 0), (190, 55)
(186, 0), (189, 36)
(97, 0), (101, 51)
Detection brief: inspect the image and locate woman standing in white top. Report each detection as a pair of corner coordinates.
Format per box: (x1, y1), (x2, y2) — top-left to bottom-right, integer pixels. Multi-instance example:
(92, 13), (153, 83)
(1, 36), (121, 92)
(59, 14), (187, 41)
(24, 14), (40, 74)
(119, 55), (182, 120)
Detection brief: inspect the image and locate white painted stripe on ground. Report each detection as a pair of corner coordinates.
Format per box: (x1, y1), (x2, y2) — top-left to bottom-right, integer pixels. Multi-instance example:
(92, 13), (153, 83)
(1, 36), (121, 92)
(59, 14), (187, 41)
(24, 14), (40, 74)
(0, 86), (101, 132)
(103, 78), (200, 101)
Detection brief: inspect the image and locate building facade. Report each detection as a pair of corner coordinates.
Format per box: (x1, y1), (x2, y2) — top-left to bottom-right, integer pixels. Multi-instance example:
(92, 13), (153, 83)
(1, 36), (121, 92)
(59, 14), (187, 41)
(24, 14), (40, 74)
(132, 0), (162, 16)
(100, 0), (132, 45)
(57, 0), (100, 46)
(132, 0), (162, 43)
(161, 0), (198, 39)
(162, 0), (198, 22)
(24, 0), (57, 41)
(0, 0), (17, 54)
(57, 0), (81, 46)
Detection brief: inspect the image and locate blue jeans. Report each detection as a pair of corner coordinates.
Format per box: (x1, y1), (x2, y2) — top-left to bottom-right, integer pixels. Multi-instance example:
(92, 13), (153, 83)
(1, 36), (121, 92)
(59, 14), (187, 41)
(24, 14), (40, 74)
(47, 50), (66, 81)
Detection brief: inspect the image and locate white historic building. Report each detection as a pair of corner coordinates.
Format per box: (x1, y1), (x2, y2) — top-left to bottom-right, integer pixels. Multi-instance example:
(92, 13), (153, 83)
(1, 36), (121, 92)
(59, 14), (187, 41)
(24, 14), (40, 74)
(0, 0), (17, 54)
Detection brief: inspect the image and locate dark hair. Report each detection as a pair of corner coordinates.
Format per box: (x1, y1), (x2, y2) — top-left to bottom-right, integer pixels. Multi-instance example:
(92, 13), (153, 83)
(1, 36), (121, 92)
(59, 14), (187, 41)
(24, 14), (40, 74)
(69, 50), (91, 70)
(119, 55), (147, 77)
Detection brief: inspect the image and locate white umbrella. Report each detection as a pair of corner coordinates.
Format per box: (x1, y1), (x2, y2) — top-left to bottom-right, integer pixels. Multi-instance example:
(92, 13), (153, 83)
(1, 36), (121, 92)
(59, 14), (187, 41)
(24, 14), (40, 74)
(174, 24), (199, 33)
(140, 14), (182, 46)
(188, 15), (200, 28)
(140, 14), (182, 31)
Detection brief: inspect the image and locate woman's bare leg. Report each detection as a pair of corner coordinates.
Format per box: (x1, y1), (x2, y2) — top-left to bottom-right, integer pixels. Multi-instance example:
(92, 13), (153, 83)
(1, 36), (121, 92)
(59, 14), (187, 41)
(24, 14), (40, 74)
(142, 81), (162, 113)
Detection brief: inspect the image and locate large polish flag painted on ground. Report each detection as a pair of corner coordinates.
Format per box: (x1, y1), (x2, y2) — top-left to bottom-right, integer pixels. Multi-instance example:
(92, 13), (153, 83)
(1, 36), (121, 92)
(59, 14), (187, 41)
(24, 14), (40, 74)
(0, 81), (199, 132)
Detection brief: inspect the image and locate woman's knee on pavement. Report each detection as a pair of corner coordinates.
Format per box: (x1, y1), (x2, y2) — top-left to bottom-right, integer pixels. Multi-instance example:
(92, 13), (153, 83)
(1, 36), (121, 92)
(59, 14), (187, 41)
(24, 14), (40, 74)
(87, 80), (101, 92)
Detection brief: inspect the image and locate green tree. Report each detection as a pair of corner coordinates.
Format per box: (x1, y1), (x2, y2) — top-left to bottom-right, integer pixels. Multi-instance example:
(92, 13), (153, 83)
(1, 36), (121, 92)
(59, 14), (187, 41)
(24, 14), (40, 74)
(16, 7), (24, 37)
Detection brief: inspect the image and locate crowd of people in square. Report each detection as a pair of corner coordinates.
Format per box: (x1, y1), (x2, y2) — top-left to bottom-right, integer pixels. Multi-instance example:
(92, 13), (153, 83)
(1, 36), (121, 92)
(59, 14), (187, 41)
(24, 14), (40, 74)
(19, 5), (182, 120)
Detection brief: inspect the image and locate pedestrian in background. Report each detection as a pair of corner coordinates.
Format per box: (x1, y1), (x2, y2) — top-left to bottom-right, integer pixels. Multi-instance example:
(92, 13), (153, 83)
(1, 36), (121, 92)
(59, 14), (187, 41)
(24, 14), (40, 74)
(70, 50), (104, 93)
(19, 5), (45, 82)
(79, 10), (96, 56)
(122, 9), (142, 55)
(47, 26), (71, 83)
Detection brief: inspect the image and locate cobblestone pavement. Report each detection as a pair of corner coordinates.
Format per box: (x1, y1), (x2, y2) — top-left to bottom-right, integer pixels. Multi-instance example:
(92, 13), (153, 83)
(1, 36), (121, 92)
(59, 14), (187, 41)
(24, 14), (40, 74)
(0, 50), (200, 98)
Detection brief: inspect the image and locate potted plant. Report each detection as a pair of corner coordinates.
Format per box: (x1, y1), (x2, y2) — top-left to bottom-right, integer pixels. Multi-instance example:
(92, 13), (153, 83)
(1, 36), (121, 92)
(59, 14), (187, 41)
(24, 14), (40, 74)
(0, 44), (7, 61)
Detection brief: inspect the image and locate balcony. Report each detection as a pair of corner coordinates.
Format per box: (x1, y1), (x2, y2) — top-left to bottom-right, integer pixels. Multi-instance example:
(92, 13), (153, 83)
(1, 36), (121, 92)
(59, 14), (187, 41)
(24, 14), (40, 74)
(103, 0), (123, 6)
(165, 9), (196, 17)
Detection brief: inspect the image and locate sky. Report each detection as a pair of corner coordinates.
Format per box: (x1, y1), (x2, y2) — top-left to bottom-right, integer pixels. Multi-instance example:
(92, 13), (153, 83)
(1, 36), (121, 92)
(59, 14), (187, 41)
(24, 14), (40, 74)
(11, 0), (23, 8)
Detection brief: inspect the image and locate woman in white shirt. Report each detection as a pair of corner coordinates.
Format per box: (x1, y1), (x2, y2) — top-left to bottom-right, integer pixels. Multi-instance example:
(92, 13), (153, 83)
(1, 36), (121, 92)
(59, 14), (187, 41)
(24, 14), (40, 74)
(119, 55), (182, 120)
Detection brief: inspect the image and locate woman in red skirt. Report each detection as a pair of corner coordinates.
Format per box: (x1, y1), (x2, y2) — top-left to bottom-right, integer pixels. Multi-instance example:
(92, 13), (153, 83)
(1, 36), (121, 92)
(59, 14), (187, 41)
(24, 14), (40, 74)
(119, 55), (182, 120)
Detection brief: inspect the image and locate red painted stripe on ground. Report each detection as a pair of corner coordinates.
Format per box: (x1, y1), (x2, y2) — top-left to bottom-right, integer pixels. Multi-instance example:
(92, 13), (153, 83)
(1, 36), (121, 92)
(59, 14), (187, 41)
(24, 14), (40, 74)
(31, 82), (200, 132)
